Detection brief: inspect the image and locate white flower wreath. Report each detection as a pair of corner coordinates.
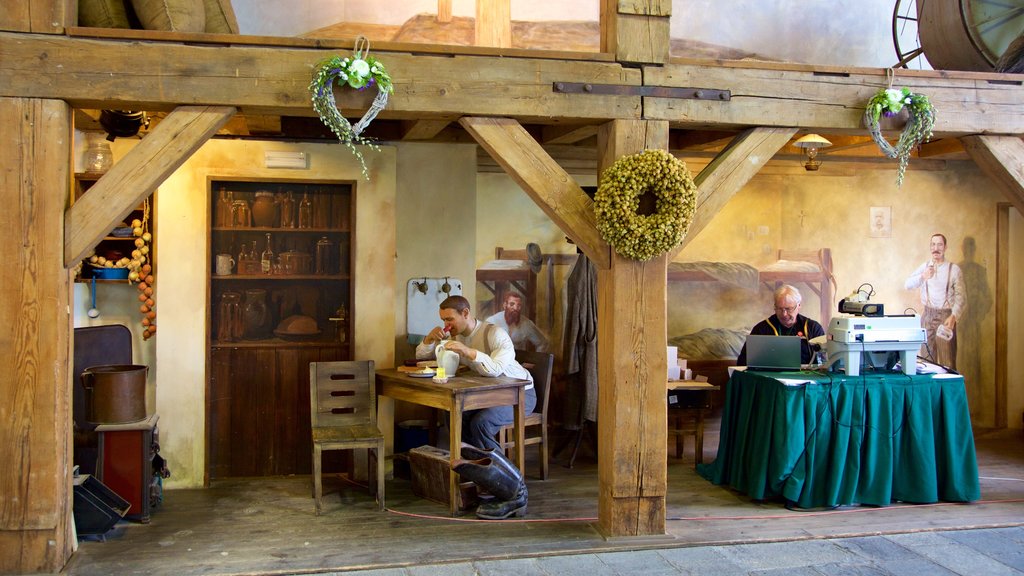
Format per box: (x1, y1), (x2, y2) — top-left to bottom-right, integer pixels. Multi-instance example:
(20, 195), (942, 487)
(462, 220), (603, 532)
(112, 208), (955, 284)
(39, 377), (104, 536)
(309, 36), (394, 179)
(594, 149), (697, 261)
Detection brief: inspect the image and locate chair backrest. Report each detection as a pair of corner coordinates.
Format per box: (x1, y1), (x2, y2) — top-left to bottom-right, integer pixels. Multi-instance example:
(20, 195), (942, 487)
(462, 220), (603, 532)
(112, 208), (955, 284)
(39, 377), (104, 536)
(514, 350), (554, 415)
(309, 360), (376, 429)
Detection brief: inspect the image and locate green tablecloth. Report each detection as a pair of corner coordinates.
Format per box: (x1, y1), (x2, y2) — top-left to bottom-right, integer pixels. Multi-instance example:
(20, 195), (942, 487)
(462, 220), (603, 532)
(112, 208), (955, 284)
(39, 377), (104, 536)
(697, 369), (980, 508)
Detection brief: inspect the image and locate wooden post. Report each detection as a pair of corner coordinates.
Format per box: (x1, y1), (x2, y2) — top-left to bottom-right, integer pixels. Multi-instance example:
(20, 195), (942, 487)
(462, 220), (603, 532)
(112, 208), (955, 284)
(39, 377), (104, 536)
(0, 97), (73, 574)
(475, 0), (511, 48)
(595, 119), (669, 537)
(600, 0), (671, 64)
(438, 0), (452, 23)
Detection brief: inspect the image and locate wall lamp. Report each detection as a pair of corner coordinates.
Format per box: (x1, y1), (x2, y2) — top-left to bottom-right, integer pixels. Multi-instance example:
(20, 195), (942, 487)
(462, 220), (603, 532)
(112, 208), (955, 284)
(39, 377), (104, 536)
(793, 134), (832, 171)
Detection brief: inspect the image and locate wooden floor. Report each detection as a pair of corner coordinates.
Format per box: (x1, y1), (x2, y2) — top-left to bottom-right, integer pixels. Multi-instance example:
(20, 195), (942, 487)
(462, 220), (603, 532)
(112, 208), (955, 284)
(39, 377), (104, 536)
(63, 423), (1024, 576)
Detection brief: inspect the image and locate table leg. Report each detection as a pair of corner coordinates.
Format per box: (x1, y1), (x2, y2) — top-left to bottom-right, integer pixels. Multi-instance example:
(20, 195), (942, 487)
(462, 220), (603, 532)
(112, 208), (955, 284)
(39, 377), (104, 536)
(448, 402), (462, 517)
(695, 408), (705, 467)
(515, 386), (526, 472)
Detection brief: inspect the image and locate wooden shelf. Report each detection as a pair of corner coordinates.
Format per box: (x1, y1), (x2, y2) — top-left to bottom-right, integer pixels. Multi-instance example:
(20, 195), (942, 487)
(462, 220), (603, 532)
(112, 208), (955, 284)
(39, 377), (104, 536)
(211, 274), (350, 281)
(211, 226), (349, 234)
(211, 340), (348, 349)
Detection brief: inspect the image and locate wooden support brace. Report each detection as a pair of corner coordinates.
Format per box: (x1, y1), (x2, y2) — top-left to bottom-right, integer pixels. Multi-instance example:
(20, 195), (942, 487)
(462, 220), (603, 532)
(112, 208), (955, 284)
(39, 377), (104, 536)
(65, 105), (236, 266)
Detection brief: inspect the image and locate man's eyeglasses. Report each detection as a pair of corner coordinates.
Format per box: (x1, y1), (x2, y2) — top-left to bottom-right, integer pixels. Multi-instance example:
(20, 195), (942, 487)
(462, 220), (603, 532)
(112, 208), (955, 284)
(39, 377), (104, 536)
(774, 306), (798, 315)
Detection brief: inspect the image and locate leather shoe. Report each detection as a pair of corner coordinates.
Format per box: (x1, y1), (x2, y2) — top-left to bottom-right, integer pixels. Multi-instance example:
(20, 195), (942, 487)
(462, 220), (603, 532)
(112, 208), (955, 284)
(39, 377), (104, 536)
(476, 484), (528, 520)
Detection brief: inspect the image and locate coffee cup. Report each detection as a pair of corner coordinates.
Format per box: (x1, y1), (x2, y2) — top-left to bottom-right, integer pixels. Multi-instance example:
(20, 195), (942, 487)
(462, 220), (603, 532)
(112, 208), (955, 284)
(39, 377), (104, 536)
(215, 254), (235, 276)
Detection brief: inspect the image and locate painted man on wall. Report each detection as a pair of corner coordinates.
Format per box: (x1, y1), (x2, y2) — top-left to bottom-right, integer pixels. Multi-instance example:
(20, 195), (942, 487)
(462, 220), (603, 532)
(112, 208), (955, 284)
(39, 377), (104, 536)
(485, 292), (549, 352)
(904, 233), (966, 369)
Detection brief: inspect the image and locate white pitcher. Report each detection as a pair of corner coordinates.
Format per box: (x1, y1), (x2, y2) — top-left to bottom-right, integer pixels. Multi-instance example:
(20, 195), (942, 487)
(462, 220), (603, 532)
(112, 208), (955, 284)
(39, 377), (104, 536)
(435, 341), (461, 377)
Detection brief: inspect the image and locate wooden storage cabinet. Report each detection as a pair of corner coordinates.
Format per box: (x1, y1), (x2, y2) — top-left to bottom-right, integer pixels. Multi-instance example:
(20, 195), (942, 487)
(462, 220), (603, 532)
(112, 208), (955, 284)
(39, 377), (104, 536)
(206, 178), (354, 478)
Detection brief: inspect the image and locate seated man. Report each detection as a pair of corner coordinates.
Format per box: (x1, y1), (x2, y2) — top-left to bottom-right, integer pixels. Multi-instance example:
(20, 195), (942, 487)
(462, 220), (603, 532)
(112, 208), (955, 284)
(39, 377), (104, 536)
(736, 284), (825, 365)
(416, 295), (536, 452)
(485, 292), (549, 352)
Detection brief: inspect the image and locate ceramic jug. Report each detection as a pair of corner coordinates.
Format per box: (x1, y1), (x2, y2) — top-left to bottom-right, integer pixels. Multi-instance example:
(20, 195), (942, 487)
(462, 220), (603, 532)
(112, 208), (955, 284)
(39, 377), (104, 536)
(434, 341), (461, 378)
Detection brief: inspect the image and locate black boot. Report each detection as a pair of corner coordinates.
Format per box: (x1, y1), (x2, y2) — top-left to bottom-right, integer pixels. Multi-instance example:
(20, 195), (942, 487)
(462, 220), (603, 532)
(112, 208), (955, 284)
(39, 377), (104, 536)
(459, 445), (520, 484)
(451, 457), (520, 501)
(455, 444), (529, 519)
(476, 483), (528, 519)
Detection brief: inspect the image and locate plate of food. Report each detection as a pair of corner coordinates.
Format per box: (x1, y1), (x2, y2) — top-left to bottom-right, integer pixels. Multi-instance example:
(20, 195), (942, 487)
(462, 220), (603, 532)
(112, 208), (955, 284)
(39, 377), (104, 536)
(407, 367), (436, 378)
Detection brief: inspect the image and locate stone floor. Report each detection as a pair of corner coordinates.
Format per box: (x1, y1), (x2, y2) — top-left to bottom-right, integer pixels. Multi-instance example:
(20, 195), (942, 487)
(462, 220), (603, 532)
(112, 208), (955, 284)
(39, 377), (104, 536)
(327, 527), (1024, 576)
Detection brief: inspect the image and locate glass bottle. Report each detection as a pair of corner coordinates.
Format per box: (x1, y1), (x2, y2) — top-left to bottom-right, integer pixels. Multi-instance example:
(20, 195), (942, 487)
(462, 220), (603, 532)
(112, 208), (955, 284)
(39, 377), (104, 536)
(237, 242), (250, 275)
(246, 240), (258, 274)
(335, 303), (347, 345)
(298, 192), (313, 229)
(279, 190), (295, 228)
(261, 233), (274, 275)
(217, 188), (233, 228)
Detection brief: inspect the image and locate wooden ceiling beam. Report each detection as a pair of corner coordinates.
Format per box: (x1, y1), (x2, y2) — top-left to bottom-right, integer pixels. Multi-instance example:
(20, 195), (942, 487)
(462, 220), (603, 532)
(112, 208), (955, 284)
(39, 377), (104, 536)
(542, 124), (600, 145)
(960, 134), (1024, 216)
(670, 126), (798, 258)
(460, 116), (610, 269)
(918, 137), (968, 159)
(645, 64), (1024, 135)
(5, 32), (1022, 136)
(0, 32), (640, 122)
(65, 105), (236, 265)
(400, 119), (453, 140)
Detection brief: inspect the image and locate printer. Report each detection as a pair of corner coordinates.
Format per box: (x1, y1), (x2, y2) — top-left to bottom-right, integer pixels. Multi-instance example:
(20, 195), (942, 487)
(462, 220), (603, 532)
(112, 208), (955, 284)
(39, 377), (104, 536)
(827, 315), (926, 376)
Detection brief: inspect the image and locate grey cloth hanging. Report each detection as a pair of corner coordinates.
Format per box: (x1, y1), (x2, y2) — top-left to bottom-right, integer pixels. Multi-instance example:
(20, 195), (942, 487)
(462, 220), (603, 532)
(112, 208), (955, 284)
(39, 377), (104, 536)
(562, 253), (598, 429)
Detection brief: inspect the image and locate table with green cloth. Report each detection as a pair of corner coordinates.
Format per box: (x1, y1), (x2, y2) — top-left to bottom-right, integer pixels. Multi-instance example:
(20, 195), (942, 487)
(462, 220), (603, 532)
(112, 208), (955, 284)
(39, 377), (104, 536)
(697, 369), (980, 508)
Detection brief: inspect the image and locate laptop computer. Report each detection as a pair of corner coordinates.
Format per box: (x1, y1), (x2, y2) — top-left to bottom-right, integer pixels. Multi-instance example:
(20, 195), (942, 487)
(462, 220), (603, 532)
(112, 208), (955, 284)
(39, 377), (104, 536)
(744, 334), (803, 371)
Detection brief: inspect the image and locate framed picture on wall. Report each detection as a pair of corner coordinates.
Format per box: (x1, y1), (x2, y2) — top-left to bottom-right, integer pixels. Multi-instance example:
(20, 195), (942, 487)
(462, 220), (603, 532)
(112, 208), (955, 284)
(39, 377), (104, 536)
(870, 206), (891, 238)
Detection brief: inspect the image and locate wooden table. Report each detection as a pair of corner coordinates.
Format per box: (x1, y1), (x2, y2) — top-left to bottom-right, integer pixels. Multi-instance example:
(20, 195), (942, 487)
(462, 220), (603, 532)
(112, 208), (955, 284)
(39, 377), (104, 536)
(376, 368), (529, 516)
(699, 370), (980, 508)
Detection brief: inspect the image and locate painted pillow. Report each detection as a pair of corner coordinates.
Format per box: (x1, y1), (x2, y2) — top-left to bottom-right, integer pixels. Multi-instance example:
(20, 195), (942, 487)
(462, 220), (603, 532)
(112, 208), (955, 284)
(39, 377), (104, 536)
(204, 0), (239, 34)
(129, 0), (205, 32)
(78, 0), (131, 28)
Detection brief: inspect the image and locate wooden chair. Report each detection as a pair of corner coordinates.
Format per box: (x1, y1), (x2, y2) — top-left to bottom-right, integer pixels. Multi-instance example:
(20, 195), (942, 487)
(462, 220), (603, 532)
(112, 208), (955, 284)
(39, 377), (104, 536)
(499, 350), (554, 479)
(309, 360), (384, 514)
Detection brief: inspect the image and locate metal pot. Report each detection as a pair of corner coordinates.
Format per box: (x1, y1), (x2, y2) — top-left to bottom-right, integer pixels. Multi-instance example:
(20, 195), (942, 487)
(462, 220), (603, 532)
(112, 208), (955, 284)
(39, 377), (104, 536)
(100, 110), (149, 141)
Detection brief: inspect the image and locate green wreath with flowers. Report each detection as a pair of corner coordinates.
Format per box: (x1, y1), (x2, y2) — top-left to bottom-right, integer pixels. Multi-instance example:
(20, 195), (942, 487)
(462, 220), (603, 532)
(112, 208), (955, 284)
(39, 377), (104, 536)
(863, 85), (936, 187)
(309, 37), (394, 179)
(594, 149), (697, 261)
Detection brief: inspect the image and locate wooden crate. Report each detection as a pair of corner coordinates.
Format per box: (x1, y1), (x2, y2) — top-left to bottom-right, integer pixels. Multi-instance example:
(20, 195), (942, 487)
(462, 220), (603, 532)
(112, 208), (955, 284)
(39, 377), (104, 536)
(408, 445), (478, 511)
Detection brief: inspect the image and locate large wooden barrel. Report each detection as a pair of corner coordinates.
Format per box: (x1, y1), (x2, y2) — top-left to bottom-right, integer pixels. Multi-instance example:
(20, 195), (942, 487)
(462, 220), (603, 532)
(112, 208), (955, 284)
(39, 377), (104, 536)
(918, 0), (1024, 71)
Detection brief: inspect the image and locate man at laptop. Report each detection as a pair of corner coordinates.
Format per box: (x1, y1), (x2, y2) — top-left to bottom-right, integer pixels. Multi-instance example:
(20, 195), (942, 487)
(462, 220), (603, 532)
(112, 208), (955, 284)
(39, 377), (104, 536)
(737, 284), (825, 365)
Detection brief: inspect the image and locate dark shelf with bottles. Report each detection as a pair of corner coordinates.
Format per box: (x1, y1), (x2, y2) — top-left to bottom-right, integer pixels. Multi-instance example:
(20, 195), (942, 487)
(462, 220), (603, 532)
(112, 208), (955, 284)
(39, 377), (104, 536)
(207, 178), (353, 357)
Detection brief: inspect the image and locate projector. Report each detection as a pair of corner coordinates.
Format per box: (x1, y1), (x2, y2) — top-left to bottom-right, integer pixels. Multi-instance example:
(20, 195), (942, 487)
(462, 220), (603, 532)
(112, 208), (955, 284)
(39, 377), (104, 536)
(837, 286), (884, 317)
(838, 299), (884, 316)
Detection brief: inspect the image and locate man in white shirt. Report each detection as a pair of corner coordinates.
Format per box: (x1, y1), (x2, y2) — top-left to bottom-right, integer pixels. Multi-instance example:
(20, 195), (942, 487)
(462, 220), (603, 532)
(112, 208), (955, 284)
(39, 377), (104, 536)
(416, 295), (536, 451)
(905, 233), (966, 369)
(485, 292), (549, 352)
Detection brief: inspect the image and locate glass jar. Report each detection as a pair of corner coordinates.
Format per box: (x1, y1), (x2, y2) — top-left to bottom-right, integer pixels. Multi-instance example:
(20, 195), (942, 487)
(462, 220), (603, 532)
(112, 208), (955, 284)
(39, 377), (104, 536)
(242, 288), (270, 339)
(315, 236), (336, 275)
(217, 291), (244, 342)
(230, 199), (251, 228)
(83, 137), (113, 173)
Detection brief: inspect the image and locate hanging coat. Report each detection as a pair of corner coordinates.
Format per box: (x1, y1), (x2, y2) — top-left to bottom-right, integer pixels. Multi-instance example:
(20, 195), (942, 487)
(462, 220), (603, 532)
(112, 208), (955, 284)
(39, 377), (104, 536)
(562, 253), (597, 428)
